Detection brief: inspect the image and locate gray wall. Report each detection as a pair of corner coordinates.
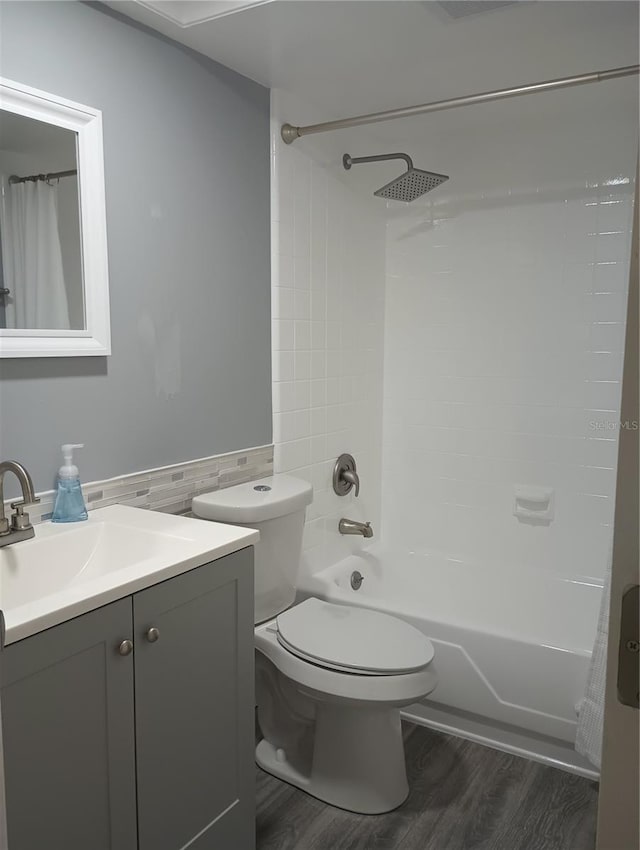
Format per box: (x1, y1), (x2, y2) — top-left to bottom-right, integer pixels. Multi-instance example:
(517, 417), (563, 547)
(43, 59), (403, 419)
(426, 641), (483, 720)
(0, 1), (272, 495)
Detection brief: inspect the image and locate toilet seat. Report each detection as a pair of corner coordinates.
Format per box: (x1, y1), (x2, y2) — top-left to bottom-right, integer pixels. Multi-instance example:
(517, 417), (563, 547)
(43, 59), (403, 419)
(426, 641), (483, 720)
(276, 598), (434, 676)
(256, 619), (438, 706)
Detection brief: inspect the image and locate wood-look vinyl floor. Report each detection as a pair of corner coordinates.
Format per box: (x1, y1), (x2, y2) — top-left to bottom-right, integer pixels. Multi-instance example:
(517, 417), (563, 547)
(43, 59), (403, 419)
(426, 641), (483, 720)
(256, 723), (598, 850)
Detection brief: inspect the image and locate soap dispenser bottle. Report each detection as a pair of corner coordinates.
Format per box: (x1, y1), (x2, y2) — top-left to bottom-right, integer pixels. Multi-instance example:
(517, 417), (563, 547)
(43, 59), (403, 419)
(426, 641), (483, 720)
(52, 444), (88, 523)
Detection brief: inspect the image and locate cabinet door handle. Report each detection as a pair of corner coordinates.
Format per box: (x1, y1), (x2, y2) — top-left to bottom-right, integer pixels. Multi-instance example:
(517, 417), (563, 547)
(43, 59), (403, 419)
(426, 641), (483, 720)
(118, 639), (133, 656)
(146, 627), (160, 643)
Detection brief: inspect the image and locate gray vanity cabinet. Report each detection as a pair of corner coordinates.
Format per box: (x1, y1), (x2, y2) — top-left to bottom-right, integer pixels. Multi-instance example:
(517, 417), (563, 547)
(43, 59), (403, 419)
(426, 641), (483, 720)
(1, 547), (255, 850)
(1, 598), (138, 850)
(134, 549), (255, 850)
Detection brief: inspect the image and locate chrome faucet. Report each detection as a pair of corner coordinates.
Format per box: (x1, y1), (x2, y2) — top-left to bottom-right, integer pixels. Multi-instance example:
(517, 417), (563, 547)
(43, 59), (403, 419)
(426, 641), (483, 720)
(338, 518), (373, 538)
(0, 461), (40, 547)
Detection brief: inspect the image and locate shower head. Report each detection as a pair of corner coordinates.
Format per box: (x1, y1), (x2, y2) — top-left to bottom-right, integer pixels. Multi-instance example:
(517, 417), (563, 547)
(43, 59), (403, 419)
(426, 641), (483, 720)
(343, 152), (448, 202)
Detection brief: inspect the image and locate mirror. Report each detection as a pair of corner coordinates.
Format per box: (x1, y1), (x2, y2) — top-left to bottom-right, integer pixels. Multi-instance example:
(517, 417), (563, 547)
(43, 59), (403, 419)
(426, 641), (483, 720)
(0, 78), (110, 357)
(0, 114), (83, 331)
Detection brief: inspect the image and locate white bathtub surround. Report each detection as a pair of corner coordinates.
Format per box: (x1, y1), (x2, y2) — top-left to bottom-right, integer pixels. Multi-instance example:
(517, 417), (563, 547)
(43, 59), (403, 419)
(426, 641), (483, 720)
(269, 78), (637, 781)
(575, 554), (612, 769)
(4, 445), (274, 524)
(382, 101), (637, 582)
(300, 546), (600, 779)
(270, 90), (386, 579)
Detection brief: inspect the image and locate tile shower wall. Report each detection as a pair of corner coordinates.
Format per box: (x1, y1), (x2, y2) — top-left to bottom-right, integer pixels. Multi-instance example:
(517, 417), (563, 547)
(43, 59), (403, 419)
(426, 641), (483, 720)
(271, 93), (386, 576)
(382, 112), (637, 580)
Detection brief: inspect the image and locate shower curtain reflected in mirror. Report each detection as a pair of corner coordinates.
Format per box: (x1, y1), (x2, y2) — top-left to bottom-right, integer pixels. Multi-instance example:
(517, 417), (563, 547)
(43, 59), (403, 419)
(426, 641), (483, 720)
(0, 177), (70, 330)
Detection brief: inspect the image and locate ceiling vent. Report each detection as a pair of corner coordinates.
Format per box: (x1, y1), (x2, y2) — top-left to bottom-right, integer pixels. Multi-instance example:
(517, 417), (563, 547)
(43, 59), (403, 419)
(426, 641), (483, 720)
(435, 1), (518, 18)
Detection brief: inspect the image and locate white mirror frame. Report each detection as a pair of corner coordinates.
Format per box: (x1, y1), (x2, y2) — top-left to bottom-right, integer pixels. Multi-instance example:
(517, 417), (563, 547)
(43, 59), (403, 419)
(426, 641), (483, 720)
(0, 78), (111, 357)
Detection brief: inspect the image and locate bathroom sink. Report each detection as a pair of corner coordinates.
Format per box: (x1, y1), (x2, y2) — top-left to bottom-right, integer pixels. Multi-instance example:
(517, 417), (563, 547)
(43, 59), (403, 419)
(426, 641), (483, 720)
(0, 520), (188, 610)
(0, 504), (259, 644)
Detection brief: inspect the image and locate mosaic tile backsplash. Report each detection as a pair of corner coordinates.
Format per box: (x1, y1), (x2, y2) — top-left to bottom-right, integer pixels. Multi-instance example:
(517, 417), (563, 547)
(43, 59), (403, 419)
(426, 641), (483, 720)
(6, 446), (274, 525)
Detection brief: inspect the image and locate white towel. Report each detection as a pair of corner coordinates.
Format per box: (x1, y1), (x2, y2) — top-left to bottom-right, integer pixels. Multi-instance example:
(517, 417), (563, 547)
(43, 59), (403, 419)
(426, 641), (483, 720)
(575, 557), (611, 769)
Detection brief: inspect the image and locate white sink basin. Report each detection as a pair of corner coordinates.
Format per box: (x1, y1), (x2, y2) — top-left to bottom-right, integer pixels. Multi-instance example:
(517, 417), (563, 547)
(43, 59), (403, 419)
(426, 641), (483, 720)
(0, 520), (189, 610)
(0, 504), (259, 644)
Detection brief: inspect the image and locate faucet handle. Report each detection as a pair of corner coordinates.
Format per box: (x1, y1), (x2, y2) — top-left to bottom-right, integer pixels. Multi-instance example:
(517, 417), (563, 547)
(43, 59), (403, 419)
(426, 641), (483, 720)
(10, 496), (40, 509)
(11, 505), (33, 531)
(333, 453), (361, 497)
(341, 469), (360, 497)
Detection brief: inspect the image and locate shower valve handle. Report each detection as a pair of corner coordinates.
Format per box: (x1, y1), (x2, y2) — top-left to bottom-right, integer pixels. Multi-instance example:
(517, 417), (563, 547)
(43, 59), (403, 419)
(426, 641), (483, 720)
(341, 469), (360, 498)
(333, 454), (360, 497)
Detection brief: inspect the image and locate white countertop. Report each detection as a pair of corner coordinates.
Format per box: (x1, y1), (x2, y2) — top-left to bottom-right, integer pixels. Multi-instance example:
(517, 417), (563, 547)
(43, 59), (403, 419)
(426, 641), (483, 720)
(0, 504), (259, 645)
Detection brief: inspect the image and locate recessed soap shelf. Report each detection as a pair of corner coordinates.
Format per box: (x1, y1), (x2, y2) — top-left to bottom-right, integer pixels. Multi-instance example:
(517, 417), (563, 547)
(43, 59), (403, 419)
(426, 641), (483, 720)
(513, 486), (555, 524)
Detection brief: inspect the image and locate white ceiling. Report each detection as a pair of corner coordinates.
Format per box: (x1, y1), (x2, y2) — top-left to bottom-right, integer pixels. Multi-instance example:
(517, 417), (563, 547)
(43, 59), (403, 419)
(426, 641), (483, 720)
(106, 1), (638, 122)
(104, 0), (639, 183)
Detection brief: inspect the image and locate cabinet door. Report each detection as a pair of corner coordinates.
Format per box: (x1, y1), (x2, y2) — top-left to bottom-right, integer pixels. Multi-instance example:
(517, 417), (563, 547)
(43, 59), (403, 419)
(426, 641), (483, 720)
(1, 599), (137, 850)
(134, 548), (255, 850)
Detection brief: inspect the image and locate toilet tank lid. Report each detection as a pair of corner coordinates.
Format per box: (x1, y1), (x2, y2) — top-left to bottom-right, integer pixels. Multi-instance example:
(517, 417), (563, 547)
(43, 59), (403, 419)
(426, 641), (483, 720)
(192, 475), (313, 523)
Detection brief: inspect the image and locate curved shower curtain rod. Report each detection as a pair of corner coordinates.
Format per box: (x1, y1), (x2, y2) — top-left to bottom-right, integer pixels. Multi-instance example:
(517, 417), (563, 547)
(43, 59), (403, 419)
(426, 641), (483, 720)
(281, 64), (640, 144)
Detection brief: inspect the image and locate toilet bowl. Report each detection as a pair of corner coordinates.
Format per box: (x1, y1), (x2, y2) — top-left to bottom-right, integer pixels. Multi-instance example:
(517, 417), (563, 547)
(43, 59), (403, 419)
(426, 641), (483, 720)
(192, 475), (437, 814)
(255, 598), (437, 813)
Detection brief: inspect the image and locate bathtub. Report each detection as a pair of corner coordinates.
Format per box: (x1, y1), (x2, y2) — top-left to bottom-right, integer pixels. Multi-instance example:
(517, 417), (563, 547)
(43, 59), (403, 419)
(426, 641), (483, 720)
(299, 546), (602, 779)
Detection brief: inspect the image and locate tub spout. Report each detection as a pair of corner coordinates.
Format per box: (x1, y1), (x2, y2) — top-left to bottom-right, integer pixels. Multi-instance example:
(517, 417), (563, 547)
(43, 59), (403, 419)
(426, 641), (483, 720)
(338, 518), (373, 538)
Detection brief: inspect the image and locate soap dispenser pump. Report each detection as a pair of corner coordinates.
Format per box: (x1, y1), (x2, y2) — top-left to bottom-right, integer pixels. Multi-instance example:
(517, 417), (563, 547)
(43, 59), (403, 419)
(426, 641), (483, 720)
(52, 443), (88, 523)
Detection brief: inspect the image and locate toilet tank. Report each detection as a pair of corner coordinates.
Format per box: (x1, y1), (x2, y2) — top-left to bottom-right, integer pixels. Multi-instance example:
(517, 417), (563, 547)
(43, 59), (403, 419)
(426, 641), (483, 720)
(192, 475), (313, 624)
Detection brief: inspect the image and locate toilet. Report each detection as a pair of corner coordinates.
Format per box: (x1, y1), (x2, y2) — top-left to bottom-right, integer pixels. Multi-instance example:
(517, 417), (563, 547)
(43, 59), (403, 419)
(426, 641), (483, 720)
(192, 474), (437, 814)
